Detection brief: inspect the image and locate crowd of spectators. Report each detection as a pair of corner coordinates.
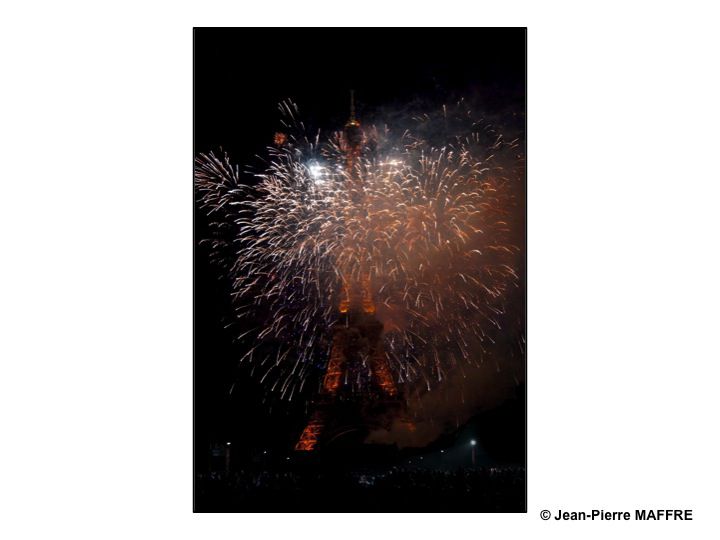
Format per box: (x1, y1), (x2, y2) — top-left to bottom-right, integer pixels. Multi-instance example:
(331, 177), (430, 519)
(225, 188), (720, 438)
(195, 466), (525, 512)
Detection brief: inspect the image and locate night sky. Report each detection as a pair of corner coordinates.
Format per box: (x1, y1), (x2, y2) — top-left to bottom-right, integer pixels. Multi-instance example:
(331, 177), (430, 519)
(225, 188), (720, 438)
(194, 28), (526, 476)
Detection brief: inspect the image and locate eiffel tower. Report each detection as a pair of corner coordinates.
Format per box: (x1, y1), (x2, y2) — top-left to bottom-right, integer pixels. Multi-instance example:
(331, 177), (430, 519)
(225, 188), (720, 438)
(294, 93), (409, 451)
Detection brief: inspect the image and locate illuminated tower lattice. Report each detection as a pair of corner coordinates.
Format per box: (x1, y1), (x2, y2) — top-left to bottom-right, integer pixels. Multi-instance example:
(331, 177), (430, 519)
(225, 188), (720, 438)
(294, 93), (403, 451)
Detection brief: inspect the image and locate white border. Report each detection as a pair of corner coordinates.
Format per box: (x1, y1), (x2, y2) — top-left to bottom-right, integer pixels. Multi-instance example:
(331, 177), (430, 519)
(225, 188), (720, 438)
(1, 2), (719, 538)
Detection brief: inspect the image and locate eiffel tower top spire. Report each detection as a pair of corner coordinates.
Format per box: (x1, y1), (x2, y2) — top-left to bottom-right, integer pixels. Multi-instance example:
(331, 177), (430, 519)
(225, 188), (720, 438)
(343, 90), (362, 150)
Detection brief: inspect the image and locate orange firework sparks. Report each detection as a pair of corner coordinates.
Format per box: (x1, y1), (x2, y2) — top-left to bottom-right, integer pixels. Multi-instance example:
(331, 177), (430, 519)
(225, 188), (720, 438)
(195, 99), (523, 400)
(273, 131), (287, 146)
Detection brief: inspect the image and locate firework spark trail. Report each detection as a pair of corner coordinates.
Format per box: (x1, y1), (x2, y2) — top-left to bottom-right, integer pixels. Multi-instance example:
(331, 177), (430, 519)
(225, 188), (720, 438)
(195, 101), (523, 401)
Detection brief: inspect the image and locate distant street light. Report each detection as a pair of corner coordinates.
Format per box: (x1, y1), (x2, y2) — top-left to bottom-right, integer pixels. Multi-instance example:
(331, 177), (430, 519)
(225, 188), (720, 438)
(470, 440), (477, 466)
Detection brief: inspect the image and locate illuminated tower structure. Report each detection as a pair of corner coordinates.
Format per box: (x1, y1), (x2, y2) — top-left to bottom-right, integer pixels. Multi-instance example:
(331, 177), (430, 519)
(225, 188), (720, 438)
(294, 93), (406, 451)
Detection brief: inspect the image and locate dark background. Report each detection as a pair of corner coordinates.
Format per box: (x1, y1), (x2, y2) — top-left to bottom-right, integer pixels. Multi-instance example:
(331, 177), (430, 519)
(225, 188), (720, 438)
(194, 28), (526, 506)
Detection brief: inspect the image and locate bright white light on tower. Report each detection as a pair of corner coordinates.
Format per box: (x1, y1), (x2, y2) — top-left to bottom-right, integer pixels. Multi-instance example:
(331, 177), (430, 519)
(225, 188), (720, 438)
(470, 439), (477, 446)
(308, 162), (327, 184)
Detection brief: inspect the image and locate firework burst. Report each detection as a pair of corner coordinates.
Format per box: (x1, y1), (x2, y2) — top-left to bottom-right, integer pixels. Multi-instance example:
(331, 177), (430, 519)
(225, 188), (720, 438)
(195, 100), (523, 401)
